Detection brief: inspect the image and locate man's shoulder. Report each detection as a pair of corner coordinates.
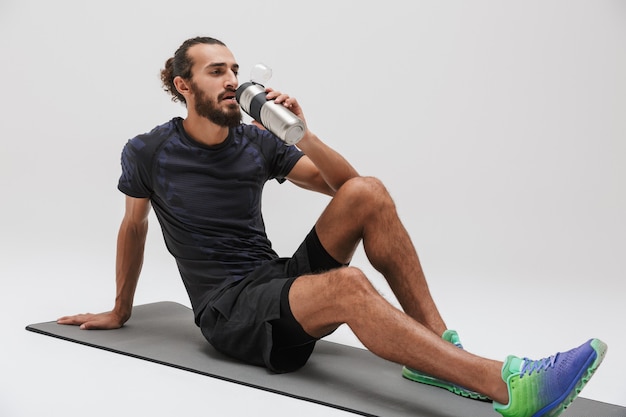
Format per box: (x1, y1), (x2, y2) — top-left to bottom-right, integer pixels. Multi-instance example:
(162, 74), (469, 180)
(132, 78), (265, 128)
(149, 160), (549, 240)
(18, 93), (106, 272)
(233, 123), (295, 153)
(234, 123), (277, 143)
(124, 117), (182, 156)
(130, 117), (181, 145)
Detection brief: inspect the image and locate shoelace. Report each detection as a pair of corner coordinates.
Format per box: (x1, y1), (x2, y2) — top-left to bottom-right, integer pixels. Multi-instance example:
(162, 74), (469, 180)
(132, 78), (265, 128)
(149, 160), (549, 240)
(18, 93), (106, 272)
(520, 354), (558, 377)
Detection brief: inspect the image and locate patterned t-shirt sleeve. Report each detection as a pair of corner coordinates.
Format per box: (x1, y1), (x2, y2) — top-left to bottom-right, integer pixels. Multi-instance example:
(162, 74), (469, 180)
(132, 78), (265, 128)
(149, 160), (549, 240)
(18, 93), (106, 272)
(260, 129), (305, 182)
(117, 136), (153, 198)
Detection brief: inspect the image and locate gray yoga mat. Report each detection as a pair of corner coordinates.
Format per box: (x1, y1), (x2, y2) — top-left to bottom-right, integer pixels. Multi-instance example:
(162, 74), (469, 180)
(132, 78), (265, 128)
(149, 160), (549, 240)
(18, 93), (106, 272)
(26, 301), (624, 417)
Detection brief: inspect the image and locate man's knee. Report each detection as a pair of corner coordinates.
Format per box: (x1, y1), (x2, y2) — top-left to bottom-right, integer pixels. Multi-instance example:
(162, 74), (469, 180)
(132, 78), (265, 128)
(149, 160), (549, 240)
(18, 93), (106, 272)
(333, 266), (379, 305)
(340, 176), (387, 197)
(336, 176), (394, 211)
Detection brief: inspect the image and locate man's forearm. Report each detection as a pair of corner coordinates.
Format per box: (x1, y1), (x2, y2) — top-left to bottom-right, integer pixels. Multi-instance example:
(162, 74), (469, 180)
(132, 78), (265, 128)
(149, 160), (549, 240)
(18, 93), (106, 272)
(113, 219), (148, 322)
(298, 131), (359, 193)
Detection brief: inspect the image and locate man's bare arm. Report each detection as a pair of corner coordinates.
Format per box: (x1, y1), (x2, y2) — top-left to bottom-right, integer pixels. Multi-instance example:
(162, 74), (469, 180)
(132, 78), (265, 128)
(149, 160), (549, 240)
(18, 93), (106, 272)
(286, 134), (359, 196)
(57, 196), (151, 329)
(264, 89), (359, 195)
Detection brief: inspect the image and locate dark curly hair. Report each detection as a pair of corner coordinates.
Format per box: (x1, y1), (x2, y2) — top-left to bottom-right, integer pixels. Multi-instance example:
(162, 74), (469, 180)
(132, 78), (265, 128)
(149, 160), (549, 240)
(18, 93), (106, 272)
(160, 36), (227, 104)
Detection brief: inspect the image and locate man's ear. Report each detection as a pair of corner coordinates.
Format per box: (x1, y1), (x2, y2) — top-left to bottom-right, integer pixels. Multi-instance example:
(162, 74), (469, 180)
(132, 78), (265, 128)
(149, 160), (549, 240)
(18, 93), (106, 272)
(173, 76), (191, 98)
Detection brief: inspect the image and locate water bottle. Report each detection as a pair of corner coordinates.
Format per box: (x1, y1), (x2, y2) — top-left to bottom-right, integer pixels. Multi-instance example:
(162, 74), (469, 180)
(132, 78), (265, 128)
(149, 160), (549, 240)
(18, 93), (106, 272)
(235, 64), (306, 145)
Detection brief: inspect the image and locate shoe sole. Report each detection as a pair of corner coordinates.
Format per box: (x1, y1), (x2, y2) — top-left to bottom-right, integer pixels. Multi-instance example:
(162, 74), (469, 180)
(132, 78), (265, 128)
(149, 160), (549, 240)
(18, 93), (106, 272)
(535, 338), (608, 417)
(402, 366), (491, 402)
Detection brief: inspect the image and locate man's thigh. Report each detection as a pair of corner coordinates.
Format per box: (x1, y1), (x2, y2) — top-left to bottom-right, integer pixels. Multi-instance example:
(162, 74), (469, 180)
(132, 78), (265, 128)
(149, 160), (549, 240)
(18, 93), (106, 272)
(198, 227), (344, 372)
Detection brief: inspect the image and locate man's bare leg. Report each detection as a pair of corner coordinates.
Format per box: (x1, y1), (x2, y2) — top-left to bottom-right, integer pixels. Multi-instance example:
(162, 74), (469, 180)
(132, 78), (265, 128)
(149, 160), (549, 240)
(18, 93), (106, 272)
(288, 175), (508, 400)
(288, 267), (509, 404)
(313, 176), (446, 335)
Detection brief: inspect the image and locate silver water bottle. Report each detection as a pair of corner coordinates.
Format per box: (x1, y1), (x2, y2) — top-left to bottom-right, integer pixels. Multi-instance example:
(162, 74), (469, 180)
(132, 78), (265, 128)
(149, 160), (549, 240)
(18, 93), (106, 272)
(235, 64), (306, 146)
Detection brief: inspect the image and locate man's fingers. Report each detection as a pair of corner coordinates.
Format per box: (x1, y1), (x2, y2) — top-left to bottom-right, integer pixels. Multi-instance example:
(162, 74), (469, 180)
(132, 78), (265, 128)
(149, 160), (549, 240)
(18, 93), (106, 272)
(57, 311), (124, 330)
(56, 313), (93, 325)
(80, 320), (98, 330)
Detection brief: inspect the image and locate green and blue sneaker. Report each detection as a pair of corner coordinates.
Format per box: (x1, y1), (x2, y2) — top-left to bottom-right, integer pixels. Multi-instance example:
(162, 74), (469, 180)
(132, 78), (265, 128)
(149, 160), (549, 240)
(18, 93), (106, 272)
(494, 338), (608, 417)
(402, 329), (490, 401)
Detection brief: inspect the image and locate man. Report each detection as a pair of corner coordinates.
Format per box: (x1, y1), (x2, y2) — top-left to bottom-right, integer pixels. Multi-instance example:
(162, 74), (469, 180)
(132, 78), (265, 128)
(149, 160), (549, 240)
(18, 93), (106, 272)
(58, 36), (607, 417)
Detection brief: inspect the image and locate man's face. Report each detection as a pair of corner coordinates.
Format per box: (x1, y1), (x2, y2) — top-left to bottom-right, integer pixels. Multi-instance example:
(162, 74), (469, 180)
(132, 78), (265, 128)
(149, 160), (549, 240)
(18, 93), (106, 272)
(187, 44), (242, 127)
(189, 79), (242, 127)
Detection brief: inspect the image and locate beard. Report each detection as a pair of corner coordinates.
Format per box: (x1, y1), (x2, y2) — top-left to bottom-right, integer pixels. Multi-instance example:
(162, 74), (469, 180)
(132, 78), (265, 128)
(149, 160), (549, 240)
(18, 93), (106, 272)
(190, 81), (242, 128)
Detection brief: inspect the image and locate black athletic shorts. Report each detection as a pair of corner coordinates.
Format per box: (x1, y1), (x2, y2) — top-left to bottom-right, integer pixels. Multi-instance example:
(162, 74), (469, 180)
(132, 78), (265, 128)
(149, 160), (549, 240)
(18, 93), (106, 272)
(198, 227), (344, 373)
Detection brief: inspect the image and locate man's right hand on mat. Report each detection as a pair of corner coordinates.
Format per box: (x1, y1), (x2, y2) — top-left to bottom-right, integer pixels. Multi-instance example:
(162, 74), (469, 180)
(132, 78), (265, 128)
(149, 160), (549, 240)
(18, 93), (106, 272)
(57, 311), (126, 330)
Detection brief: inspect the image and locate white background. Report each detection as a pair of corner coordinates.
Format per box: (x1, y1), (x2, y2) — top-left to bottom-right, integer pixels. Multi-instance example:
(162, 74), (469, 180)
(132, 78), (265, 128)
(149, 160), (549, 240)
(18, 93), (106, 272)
(1, 1), (624, 415)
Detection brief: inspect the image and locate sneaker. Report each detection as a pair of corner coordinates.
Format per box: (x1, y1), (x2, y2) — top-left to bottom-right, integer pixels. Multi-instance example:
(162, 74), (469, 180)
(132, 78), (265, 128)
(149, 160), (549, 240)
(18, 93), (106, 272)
(493, 338), (608, 417)
(402, 329), (491, 401)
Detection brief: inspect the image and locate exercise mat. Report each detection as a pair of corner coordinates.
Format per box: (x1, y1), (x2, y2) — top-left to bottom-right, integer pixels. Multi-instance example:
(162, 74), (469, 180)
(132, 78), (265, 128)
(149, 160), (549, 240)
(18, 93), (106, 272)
(26, 302), (624, 417)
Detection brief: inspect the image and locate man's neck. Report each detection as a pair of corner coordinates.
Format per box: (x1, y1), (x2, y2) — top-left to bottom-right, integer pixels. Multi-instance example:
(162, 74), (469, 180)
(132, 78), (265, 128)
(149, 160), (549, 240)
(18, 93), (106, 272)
(182, 114), (230, 146)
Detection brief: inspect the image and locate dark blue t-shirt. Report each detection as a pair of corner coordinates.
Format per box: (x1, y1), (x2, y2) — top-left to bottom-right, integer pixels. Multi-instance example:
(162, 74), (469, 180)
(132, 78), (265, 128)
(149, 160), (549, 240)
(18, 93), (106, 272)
(118, 117), (304, 317)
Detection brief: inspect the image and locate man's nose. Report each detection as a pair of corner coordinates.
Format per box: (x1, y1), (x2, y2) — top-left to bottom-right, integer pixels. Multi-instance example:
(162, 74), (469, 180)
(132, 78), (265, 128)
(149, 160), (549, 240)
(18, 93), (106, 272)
(225, 71), (238, 89)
